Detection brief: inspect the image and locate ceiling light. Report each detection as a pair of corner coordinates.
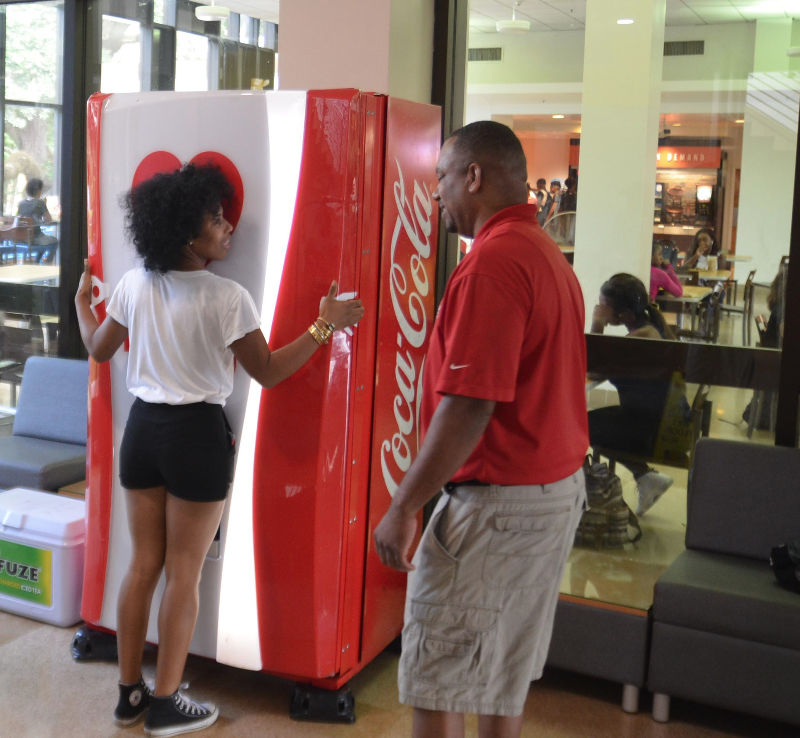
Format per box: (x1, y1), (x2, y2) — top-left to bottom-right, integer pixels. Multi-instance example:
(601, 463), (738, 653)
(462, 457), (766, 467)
(617, 18), (635, 25)
(672, 122), (682, 127)
(552, 114), (565, 119)
(497, 2), (530, 34)
(195, 2), (229, 22)
(735, 118), (745, 124)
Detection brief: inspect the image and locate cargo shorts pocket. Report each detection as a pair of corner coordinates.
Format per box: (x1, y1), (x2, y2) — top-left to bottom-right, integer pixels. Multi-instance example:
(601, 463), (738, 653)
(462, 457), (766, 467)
(481, 506), (572, 591)
(402, 601), (499, 687)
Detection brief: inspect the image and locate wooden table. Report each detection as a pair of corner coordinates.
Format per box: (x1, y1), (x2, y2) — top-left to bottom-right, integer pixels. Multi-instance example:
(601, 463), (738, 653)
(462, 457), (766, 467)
(0, 264), (59, 284)
(656, 285), (712, 336)
(722, 254), (751, 262)
(690, 268), (731, 282)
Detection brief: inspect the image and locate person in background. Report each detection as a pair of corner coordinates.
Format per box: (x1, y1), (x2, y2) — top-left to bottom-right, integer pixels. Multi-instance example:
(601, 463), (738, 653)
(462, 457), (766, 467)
(75, 163), (363, 737)
(559, 176), (577, 213)
(17, 177), (58, 260)
(373, 121), (588, 738)
(544, 178), (561, 222)
(533, 177), (549, 224)
(589, 273), (690, 516)
(650, 241), (683, 301)
(744, 265), (787, 428)
(681, 227), (716, 271)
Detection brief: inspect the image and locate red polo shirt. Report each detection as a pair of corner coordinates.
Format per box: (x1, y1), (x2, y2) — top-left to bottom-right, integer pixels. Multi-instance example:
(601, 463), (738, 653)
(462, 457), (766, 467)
(422, 203), (588, 484)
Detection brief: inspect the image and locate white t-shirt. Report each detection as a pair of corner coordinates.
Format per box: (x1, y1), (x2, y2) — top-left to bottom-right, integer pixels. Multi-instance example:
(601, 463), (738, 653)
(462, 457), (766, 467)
(106, 267), (261, 405)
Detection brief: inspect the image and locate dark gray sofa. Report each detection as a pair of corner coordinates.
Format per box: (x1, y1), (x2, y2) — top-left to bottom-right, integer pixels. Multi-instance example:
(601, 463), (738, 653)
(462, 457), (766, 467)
(0, 356), (88, 490)
(647, 437), (800, 726)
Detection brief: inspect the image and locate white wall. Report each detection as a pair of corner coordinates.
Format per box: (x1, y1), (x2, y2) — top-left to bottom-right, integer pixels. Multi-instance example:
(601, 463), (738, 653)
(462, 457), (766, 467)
(279, 0), (433, 101)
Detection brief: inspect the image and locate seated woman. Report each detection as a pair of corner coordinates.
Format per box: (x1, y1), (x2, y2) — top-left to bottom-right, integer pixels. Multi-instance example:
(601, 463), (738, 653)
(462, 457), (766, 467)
(17, 177), (58, 261)
(650, 241), (683, 301)
(589, 273), (691, 515)
(680, 227), (716, 271)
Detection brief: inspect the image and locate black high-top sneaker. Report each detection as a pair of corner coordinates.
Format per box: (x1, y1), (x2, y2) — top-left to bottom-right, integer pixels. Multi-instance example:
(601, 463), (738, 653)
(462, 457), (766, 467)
(113, 676), (152, 726)
(144, 689), (219, 737)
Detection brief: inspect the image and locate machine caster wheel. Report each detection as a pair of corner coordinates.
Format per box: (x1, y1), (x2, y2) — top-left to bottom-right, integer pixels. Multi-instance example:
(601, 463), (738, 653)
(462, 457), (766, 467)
(71, 625), (118, 661)
(290, 683), (355, 723)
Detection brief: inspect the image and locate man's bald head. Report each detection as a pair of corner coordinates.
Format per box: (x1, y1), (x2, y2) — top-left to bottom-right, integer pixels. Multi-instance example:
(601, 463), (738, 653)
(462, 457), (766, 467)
(447, 121), (528, 187)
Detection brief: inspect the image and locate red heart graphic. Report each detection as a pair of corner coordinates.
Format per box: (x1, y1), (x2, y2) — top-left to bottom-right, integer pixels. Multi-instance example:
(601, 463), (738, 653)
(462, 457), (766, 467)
(132, 150), (244, 230)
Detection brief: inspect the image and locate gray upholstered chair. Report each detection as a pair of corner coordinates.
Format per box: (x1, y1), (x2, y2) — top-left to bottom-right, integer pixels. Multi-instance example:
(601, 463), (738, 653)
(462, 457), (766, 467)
(648, 437), (800, 727)
(0, 356), (88, 490)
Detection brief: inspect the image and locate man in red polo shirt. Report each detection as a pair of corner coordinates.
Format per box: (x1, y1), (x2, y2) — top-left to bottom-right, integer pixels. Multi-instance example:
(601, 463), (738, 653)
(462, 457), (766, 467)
(374, 121), (588, 738)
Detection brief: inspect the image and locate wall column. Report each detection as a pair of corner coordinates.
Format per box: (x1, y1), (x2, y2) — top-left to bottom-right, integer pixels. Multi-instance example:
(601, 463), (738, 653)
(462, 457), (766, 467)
(573, 0), (665, 329)
(278, 0), (435, 103)
(735, 19), (797, 284)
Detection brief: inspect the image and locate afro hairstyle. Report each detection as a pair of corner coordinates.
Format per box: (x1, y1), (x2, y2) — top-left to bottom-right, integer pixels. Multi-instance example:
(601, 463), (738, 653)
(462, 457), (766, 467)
(124, 163), (234, 272)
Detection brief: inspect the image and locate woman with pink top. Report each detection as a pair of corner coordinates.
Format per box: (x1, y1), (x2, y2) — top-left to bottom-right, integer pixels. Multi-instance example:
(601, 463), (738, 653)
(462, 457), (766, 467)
(650, 242), (683, 301)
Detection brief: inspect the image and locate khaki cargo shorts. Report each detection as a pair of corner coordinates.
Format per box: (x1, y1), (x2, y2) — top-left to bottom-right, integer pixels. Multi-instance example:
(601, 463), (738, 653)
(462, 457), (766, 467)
(398, 471), (586, 716)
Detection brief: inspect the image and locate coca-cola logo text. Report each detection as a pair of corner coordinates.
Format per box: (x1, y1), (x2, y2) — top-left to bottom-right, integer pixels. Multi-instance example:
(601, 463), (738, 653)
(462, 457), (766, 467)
(380, 159), (435, 497)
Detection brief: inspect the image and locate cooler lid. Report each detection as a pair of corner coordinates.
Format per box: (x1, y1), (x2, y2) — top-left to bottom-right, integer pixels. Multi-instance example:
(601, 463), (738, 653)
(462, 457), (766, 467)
(0, 488), (86, 544)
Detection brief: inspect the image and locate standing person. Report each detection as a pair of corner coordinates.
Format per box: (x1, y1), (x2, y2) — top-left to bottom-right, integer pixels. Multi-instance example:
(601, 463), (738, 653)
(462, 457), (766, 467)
(533, 177), (548, 224)
(559, 176), (577, 213)
(544, 178), (562, 222)
(373, 121), (588, 738)
(74, 163), (363, 737)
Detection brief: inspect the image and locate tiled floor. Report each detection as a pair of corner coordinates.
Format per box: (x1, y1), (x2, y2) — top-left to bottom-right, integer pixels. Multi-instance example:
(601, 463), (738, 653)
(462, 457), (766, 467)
(1, 609), (798, 737)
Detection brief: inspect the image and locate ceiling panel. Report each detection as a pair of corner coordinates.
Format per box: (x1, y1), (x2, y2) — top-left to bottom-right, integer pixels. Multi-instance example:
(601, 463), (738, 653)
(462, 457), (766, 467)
(665, 7), (705, 24)
(218, 1), (798, 29)
(466, 0), (798, 28)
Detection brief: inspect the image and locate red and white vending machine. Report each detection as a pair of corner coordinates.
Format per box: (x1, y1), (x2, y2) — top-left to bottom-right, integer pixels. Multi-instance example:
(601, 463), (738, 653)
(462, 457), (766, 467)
(80, 89), (440, 718)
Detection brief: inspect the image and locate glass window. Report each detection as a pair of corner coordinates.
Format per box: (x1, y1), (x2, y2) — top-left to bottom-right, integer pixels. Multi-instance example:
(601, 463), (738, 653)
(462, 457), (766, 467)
(152, 26), (176, 90)
(239, 15), (255, 45)
(465, 4), (796, 616)
(0, 1), (65, 405)
(101, 15), (142, 92)
(258, 20), (278, 51)
(5, 3), (62, 104)
(175, 31), (209, 91)
(4, 105), (58, 216)
(153, 0), (175, 26)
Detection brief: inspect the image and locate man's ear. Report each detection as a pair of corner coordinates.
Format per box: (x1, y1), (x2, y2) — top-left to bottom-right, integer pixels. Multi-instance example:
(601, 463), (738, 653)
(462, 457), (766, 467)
(466, 162), (482, 193)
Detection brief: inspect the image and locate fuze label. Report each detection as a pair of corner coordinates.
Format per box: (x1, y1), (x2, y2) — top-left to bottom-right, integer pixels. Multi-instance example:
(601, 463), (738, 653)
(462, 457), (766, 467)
(0, 540), (51, 606)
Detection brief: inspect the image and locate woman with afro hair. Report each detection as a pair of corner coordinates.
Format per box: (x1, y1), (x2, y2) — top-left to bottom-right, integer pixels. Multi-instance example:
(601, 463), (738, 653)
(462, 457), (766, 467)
(75, 163), (364, 737)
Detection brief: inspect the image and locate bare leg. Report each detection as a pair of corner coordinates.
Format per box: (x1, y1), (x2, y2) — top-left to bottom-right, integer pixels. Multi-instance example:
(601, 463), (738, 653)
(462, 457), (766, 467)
(478, 713), (524, 738)
(117, 487), (167, 685)
(412, 708), (464, 738)
(154, 494), (225, 696)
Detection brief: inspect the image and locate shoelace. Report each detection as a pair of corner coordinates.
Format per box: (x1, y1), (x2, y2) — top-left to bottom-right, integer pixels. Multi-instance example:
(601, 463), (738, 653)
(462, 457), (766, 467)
(173, 690), (210, 717)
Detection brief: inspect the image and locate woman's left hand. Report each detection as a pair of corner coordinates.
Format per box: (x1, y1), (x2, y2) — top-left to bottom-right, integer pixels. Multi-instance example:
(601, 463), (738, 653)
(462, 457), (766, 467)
(319, 280), (365, 330)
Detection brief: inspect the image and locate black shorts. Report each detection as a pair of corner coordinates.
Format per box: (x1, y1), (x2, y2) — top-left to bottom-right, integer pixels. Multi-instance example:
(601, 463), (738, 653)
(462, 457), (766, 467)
(119, 398), (235, 502)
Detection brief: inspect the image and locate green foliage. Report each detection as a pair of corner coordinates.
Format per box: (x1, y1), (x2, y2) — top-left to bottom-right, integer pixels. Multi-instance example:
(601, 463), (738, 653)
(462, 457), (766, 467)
(5, 4), (61, 104)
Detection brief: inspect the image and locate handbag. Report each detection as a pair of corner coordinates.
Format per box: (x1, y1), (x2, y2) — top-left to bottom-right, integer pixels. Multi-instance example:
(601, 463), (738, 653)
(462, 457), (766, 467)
(575, 455), (642, 549)
(770, 539), (800, 593)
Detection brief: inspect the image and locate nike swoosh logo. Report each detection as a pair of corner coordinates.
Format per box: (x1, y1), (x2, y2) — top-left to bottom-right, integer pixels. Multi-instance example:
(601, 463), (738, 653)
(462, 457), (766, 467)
(449, 363), (469, 370)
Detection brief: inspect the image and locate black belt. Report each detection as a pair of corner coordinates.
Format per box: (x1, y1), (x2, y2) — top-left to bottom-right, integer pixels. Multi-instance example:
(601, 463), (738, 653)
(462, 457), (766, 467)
(444, 479), (491, 493)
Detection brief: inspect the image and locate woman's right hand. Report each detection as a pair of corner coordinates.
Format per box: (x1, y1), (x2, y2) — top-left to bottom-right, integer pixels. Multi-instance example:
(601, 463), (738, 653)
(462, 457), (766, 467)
(319, 280), (365, 330)
(591, 303), (613, 333)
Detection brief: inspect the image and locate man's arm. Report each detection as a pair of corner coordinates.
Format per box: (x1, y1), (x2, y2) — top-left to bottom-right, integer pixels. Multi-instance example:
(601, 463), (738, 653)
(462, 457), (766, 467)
(373, 393), (495, 571)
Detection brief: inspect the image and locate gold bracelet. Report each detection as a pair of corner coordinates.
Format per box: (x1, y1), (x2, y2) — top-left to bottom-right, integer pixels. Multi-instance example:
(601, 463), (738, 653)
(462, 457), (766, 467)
(308, 323), (326, 345)
(313, 318), (334, 343)
(317, 317), (336, 333)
